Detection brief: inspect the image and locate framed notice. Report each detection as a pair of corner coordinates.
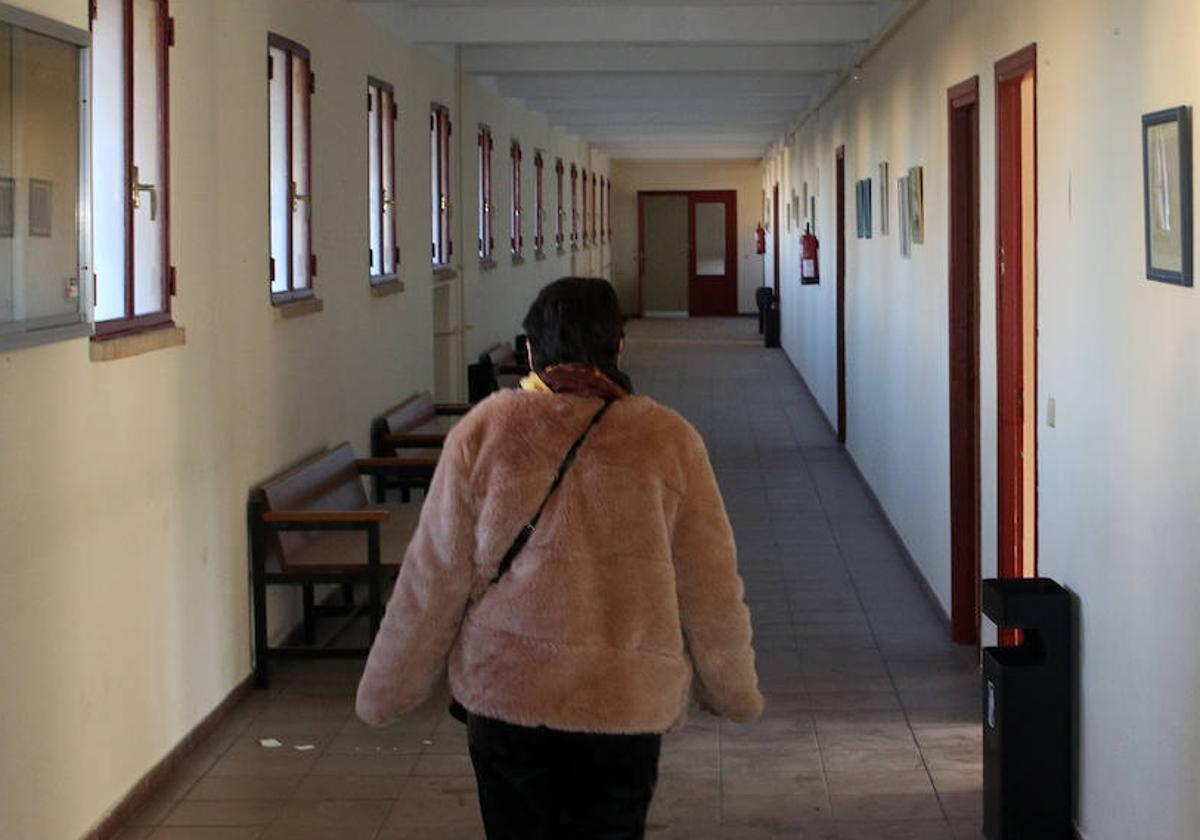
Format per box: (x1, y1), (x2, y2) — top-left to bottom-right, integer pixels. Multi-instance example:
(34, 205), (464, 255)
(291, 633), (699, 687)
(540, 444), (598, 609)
(1142, 106), (1193, 286)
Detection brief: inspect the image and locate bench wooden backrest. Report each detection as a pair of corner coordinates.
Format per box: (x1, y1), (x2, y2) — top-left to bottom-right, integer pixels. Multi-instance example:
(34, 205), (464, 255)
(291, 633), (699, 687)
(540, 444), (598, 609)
(260, 443), (367, 561)
(481, 342), (516, 368)
(380, 391), (437, 436)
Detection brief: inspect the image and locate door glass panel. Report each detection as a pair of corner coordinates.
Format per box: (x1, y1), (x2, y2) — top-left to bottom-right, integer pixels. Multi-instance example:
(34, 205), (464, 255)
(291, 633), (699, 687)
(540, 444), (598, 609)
(93, 0), (126, 320)
(132, 0), (163, 315)
(695, 201), (725, 276)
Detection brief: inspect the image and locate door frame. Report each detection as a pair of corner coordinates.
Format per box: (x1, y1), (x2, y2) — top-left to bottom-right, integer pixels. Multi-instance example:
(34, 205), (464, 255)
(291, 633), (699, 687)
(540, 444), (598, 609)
(637, 190), (739, 317)
(772, 183), (781, 302)
(994, 43), (1039, 585)
(835, 146), (847, 445)
(948, 75), (982, 646)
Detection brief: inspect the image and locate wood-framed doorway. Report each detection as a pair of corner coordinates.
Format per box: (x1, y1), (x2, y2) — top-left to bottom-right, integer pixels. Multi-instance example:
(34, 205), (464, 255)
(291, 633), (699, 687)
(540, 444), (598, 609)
(636, 190), (739, 317)
(835, 145), (847, 445)
(995, 44), (1039, 597)
(948, 75), (982, 646)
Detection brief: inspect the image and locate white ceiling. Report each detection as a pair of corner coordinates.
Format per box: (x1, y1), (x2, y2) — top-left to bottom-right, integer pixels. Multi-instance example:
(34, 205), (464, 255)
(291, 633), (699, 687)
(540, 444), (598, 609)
(352, 0), (908, 159)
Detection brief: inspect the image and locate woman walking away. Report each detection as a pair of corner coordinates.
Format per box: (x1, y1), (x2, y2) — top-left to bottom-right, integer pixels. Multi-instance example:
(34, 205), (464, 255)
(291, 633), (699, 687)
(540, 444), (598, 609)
(356, 276), (762, 839)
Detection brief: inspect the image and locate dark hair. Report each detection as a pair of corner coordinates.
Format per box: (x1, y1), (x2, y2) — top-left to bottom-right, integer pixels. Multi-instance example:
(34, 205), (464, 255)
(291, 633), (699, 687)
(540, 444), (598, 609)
(522, 277), (631, 390)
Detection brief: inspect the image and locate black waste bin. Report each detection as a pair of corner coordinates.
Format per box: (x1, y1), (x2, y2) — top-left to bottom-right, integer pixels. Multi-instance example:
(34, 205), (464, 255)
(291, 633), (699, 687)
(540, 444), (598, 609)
(755, 287), (774, 335)
(981, 577), (1073, 840)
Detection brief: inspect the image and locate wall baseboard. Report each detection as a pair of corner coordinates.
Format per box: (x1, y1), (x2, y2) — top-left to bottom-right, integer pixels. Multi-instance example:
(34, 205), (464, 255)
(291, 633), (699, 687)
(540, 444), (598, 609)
(83, 673), (254, 840)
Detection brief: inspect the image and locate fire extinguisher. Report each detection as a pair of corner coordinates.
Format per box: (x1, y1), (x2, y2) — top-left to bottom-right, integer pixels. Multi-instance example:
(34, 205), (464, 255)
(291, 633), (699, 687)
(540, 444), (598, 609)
(800, 222), (820, 284)
(755, 223), (767, 255)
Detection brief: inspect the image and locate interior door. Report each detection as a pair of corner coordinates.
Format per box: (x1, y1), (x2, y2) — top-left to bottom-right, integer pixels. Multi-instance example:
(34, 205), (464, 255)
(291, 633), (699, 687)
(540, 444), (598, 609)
(688, 191), (738, 317)
(639, 194), (689, 316)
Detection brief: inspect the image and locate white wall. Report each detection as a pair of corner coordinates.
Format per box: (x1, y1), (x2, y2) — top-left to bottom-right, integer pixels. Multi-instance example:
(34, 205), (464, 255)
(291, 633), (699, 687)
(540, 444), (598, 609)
(0, 1), (606, 837)
(766, 1), (1200, 838)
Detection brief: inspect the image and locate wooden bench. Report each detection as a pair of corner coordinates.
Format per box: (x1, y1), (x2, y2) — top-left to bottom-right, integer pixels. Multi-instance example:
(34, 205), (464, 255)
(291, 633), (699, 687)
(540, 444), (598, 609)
(248, 442), (427, 687)
(370, 391), (469, 502)
(468, 339), (531, 403)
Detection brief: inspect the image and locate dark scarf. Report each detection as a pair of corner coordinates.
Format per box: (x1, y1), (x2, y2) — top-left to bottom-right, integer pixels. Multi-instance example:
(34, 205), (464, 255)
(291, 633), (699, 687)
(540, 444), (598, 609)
(525, 363), (631, 401)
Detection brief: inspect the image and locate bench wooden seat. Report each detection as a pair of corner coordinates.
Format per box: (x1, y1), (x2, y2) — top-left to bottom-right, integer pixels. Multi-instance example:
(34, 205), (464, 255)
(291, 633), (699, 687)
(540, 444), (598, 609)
(370, 391), (469, 502)
(249, 442), (427, 687)
(468, 339), (531, 403)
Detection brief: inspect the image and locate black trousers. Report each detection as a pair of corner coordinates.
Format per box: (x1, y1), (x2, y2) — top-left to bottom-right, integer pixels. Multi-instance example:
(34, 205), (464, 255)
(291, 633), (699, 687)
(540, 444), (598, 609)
(466, 714), (662, 840)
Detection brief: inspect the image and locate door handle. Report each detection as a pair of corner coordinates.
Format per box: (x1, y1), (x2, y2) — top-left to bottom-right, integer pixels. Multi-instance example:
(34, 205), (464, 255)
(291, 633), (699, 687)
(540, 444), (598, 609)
(131, 165), (158, 222)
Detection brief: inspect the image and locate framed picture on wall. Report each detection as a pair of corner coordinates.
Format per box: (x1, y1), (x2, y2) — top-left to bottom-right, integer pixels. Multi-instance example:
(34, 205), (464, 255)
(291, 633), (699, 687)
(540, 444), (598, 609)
(898, 175), (911, 258)
(855, 181), (863, 238)
(1142, 106), (1193, 286)
(862, 179), (873, 239)
(0, 177), (13, 238)
(878, 163), (889, 235)
(29, 179), (51, 237)
(907, 166), (924, 244)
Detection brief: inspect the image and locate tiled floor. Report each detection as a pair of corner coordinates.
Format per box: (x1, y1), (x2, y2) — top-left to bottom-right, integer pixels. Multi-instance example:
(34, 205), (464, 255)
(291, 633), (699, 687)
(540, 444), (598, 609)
(116, 317), (983, 839)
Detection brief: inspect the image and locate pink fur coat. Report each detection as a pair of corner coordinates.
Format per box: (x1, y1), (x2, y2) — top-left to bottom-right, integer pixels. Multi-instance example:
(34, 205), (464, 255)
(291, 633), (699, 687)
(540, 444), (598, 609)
(356, 389), (763, 733)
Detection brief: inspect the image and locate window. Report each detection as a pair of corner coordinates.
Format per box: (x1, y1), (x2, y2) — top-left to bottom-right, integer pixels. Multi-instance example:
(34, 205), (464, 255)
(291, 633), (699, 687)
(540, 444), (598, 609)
(93, 0), (175, 336)
(477, 124), (493, 262)
(268, 34), (315, 303)
(431, 103), (452, 266)
(533, 151), (545, 255)
(599, 176), (607, 244)
(591, 173), (598, 245)
(570, 164), (578, 248)
(554, 158), (565, 250)
(509, 140), (522, 257)
(367, 77), (397, 282)
(607, 178), (613, 240)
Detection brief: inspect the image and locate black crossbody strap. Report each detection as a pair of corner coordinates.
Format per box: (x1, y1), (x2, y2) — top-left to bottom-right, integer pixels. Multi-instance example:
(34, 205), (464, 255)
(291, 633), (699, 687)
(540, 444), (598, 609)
(490, 399), (613, 585)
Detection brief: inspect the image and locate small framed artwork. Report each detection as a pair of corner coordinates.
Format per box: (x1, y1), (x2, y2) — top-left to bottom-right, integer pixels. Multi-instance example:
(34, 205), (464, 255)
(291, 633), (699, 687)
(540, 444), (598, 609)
(898, 175), (911, 258)
(878, 162), (889, 235)
(0, 177), (13, 238)
(855, 181), (863, 238)
(810, 195), (817, 233)
(858, 179), (872, 239)
(1142, 106), (1193, 285)
(907, 166), (924, 244)
(29, 179), (52, 237)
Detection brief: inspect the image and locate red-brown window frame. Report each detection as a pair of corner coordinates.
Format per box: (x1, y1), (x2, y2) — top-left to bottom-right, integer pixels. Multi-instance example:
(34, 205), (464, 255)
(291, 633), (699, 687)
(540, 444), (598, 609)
(478, 124), (494, 261)
(431, 103), (452, 266)
(606, 178), (612, 239)
(268, 33), (316, 304)
(598, 176), (605, 244)
(581, 169), (589, 247)
(555, 158), (565, 250)
(590, 172), (598, 245)
(570, 164), (579, 247)
(510, 139), (523, 256)
(93, 0), (176, 338)
(368, 76), (398, 282)
(533, 151), (545, 254)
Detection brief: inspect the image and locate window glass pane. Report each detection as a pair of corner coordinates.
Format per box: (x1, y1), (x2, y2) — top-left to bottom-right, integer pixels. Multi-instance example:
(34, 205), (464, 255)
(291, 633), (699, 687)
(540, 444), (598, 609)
(381, 89), (395, 274)
(290, 53), (309, 289)
(132, 0), (163, 316)
(368, 84), (381, 276)
(430, 110), (439, 264)
(695, 202), (726, 275)
(268, 46), (287, 292)
(0, 26), (11, 323)
(93, 0), (127, 321)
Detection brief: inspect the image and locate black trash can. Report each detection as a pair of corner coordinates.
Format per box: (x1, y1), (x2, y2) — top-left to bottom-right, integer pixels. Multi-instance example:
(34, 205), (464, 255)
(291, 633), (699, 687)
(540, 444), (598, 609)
(755, 287), (775, 335)
(764, 300), (780, 348)
(981, 577), (1073, 840)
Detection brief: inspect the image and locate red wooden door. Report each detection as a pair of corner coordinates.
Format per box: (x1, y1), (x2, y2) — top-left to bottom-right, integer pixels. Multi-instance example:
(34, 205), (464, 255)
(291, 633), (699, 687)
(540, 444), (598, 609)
(836, 147), (847, 445)
(948, 77), (981, 646)
(688, 191), (738, 317)
(995, 45), (1038, 595)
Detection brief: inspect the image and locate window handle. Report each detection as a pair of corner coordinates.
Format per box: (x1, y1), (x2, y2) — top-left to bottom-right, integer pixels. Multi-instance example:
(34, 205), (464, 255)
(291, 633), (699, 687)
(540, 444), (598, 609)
(131, 165), (158, 222)
(290, 181), (312, 219)
(383, 191), (396, 210)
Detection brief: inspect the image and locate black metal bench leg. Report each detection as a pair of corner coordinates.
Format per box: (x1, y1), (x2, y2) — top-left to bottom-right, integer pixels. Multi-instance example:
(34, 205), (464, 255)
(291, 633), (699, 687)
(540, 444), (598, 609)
(250, 500), (271, 689)
(367, 523), (383, 639)
(342, 583), (355, 608)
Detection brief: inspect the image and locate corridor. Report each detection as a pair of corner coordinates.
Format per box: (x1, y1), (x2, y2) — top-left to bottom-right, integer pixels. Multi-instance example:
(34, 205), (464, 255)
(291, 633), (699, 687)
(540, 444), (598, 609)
(114, 319), (982, 840)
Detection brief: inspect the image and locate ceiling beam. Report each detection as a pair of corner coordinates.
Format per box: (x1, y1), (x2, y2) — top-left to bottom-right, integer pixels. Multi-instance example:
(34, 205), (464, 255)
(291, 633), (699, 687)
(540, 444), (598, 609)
(461, 44), (860, 75)
(371, 4), (882, 46)
(493, 73), (827, 100)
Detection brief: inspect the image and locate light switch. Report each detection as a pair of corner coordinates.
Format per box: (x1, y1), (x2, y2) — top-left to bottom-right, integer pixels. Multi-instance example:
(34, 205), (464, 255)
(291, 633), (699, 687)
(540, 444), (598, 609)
(1047, 397), (1057, 428)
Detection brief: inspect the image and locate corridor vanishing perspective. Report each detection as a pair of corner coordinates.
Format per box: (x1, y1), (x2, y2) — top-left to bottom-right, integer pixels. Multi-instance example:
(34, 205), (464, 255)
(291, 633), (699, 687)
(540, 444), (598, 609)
(114, 319), (982, 840)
